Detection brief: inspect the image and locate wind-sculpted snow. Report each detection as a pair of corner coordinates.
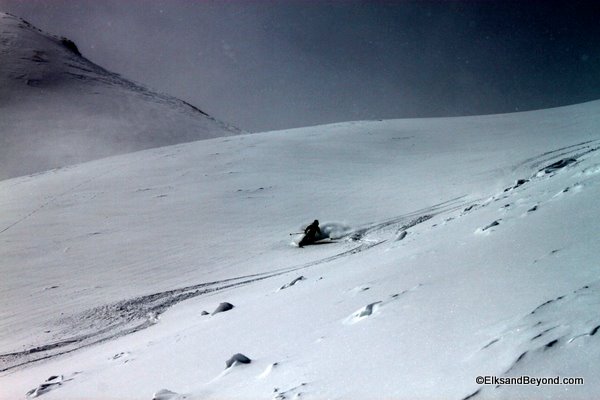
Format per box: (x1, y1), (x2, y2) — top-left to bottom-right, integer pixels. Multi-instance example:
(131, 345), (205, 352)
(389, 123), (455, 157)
(0, 272), (283, 372)
(0, 196), (447, 372)
(343, 285), (421, 325)
(24, 374), (79, 399)
(1, 100), (600, 399)
(466, 283), (600, 400)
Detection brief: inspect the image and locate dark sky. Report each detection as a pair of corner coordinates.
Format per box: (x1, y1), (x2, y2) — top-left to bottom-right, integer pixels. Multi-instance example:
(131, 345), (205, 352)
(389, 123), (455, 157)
(1, 0), (599, 132)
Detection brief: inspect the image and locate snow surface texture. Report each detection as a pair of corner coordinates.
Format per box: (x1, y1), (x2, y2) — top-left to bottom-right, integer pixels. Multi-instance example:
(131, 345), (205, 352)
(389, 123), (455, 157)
(1, 99), (600, 399)
(0, 12), (240, 180)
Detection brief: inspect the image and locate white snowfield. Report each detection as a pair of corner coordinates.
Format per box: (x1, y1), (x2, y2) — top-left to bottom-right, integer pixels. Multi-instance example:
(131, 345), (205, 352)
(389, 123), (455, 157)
(0, 12), (239, 181)
(1, 99), (600, 400)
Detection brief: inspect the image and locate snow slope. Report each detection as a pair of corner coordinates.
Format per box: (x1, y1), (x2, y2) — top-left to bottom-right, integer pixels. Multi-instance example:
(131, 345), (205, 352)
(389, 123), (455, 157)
(1, 100), (600, 399)
(0, 12), (239, 181)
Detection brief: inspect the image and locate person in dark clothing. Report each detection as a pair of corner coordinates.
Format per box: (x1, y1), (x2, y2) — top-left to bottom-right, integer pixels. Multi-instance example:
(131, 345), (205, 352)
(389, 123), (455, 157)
(299, 219), (321, 248)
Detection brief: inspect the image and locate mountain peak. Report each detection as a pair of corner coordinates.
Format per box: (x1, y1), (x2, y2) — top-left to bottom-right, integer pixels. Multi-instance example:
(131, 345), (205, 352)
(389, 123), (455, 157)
(0, 12), (241, 181)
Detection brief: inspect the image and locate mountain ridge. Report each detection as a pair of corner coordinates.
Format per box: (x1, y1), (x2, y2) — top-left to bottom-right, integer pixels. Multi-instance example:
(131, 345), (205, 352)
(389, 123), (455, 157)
(0, 12), (241, 181)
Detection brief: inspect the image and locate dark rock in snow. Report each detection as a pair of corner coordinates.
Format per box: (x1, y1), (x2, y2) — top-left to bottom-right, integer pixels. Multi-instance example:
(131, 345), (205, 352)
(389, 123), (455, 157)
(395, 231), (408, 241)
(515, 178), (528, 187)
(504, 178), (529, 192)
(25, 375), (63, 398)
(226, 353), (252, 368)
(463, 204), (477, 212)
(212, 302), (234, 315)
(200, 311), (209, 316)
(279, 276), (305, 290)
(152, 389), (181, 400)
(60, 37), (81, 56)
(358, 301), (382, 318)
(540, 158), (577, 174)
(482, 220), (500, 231)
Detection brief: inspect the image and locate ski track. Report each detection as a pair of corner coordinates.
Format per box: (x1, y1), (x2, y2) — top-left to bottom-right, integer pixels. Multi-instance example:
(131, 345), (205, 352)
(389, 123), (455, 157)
(464, 138), (600, 221)
(0, 167), (115, 235)
(348, 195), (470, 241)
(512, 139), (600, 172)
(4, 137), (598, 376)
(0, 196), (469, 372)
(0, 272), (279, 372)
(459, 139), (600, 400)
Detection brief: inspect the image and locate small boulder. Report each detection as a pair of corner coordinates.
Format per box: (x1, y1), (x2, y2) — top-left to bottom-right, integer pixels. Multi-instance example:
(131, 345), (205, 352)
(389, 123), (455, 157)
(60, 37), (82, 56)
(482, 220), (500, 231)
(226, 353), (251, 368)
(395, 231), (408, 241)
(279, 276), (305, 291)
(212, 302), (234, 315)
(152, 389), (180, 400)
(541, 158), (577, 174)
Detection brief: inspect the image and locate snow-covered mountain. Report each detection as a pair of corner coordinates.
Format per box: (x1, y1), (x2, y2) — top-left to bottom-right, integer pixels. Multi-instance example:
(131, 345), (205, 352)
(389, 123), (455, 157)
(0, 97), (600, 400)
(1, 97), (599, 399)
(0, 12), (240, 181)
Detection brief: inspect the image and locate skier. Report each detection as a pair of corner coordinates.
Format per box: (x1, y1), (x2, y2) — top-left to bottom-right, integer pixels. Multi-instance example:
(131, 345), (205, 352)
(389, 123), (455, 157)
(299, 219), (321, 248)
